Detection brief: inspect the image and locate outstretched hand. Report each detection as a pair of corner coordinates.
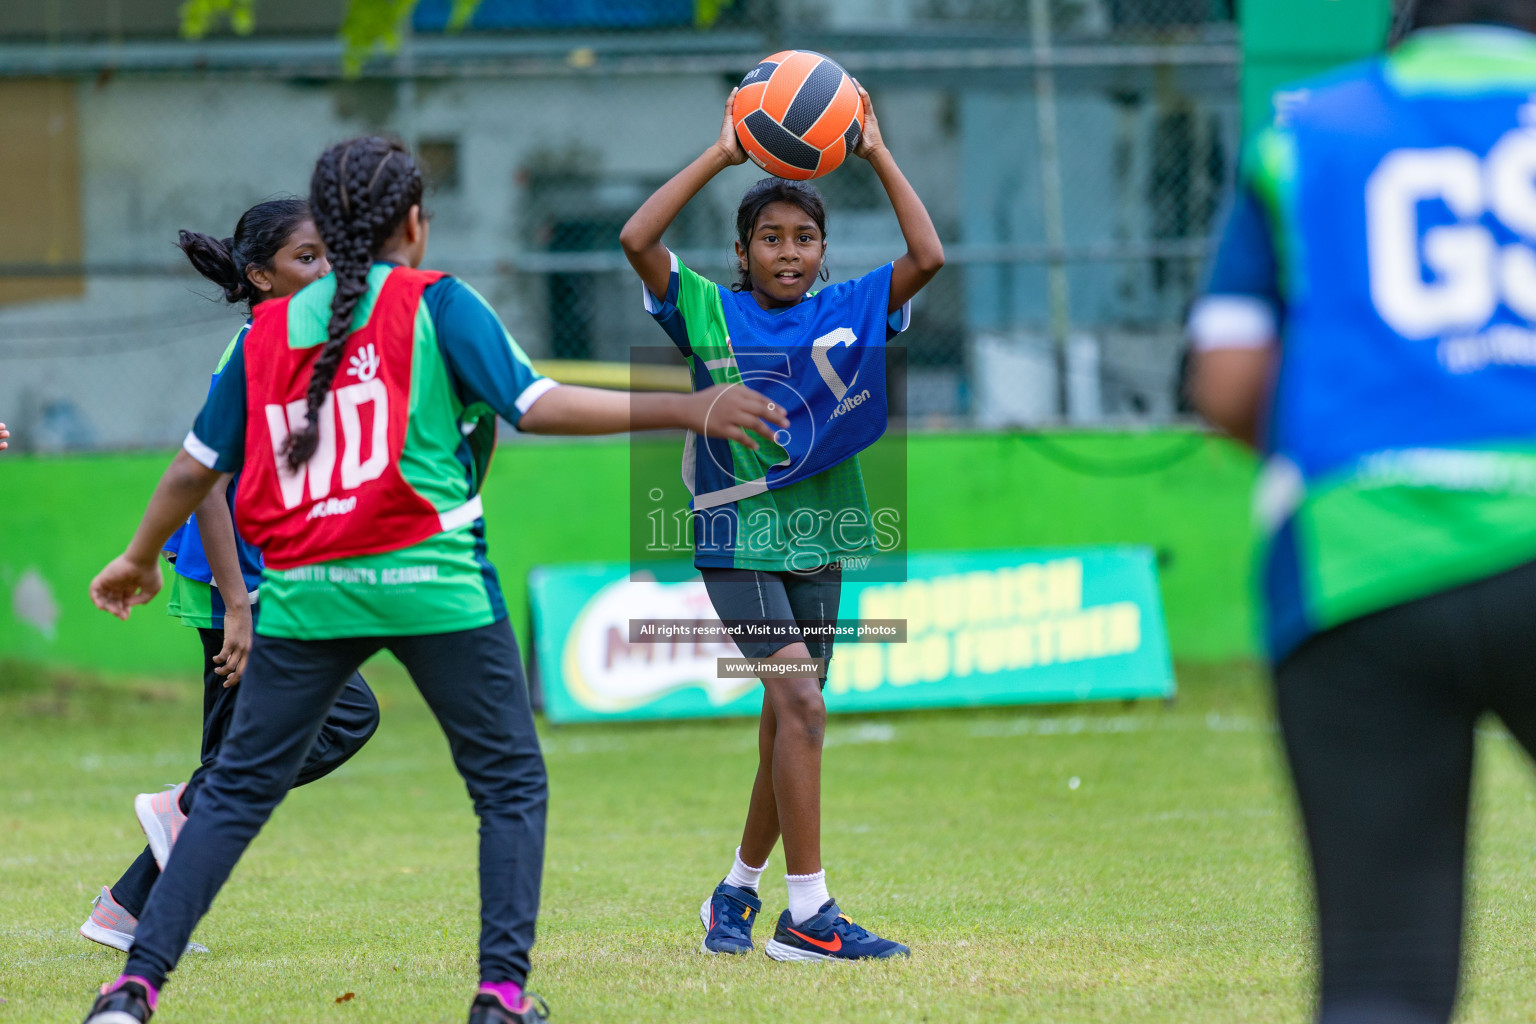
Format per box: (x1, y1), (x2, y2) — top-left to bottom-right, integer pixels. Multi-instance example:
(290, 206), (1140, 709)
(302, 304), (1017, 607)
(0, 422), (9, 451)
(714, 88), (749, 166)
(690, 383), (791, 450)
(853, 82), (885, 160)
(90, 554), (163, 621)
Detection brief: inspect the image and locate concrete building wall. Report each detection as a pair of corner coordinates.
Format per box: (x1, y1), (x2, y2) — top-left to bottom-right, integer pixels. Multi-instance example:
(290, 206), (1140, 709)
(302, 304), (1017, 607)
(0, 69), (958, 449)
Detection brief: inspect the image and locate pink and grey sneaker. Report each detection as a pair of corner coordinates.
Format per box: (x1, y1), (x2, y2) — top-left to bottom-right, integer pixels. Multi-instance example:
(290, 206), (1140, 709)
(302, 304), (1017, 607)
(79, 886), (208, 955)
(467, 982), (550, 1024)
(134, 783), (188, 870)
(81, 975), (157, 1024)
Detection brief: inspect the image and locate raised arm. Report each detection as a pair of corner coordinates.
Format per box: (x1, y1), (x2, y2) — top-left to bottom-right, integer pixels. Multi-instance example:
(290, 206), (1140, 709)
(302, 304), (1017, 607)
(854, 84), (945, 313)
(90, 450), (222, 620)
(620, 89), (747, 299)
(519, 382), (789, 449)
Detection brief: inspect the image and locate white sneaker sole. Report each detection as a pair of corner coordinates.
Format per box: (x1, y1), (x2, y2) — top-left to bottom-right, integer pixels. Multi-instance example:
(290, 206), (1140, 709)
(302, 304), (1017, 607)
(134, 792), (175, 870)
(79, 919), (208, 955)
(697, 896), (715, 954)
(86, 1011), (147, 1024)
(764, 938), (839, 962)
(80, 919), (133, 953)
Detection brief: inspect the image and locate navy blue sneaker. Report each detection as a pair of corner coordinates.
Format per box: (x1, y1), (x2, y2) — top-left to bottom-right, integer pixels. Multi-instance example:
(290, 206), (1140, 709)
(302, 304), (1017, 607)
(699, 881), (762, 954)
(764, 900), (910, 961)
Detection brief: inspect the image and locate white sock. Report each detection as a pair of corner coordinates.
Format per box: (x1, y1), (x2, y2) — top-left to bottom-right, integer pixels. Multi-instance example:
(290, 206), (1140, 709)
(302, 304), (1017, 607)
(723, 847), (767, 892)
(785, 869), (830, 924)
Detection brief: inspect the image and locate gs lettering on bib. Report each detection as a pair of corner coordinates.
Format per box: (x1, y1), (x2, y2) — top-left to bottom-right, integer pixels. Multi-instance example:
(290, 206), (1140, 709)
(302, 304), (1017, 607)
(239, 266), (474, 570)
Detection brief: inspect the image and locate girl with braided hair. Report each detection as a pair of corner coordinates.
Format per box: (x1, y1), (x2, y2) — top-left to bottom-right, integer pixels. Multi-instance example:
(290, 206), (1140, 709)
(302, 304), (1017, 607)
(81, 135), (789, 1024)
(79, 199), (381, 959)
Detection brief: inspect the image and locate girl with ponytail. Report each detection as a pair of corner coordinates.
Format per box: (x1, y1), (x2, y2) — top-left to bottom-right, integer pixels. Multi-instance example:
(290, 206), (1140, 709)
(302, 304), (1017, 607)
(79, 198), (381, 963)
(82, 136), (788, 1024)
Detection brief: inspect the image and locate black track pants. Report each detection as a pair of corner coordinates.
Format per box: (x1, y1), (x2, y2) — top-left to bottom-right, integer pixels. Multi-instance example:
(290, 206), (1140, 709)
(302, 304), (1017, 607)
(110, 626), (378, 917)
(1274, 558), (1536, 1024)
(123, 618), (547, 989)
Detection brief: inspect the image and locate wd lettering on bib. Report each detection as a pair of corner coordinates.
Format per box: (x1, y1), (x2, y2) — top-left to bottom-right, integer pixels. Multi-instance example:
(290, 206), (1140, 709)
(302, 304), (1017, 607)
(238, 267), (473, 571)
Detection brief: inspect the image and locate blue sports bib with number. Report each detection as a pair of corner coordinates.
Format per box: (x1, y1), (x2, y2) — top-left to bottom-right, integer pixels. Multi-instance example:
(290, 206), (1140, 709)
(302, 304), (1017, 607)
(1230, 28), (1536, 658)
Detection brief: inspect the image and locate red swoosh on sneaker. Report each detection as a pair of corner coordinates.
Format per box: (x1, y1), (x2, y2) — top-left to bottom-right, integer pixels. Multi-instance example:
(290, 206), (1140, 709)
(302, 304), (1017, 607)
(786, 927), (842, 952)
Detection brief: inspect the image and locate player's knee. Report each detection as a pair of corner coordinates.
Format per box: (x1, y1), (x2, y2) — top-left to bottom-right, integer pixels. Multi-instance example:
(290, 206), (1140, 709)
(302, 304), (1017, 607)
(774, 679), (826, 740)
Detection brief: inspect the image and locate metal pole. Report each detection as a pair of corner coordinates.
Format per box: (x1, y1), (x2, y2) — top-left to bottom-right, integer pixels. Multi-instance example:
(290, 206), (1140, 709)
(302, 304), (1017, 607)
(395, 13), (419, 151)
(1029, 0), (1073, 419)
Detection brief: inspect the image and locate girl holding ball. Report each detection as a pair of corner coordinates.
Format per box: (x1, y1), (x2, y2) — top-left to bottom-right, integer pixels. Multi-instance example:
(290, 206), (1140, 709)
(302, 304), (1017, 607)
(621, 78), (943, 960)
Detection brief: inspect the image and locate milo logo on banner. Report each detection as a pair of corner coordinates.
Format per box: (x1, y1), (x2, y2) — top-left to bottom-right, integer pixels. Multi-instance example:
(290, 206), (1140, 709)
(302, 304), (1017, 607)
(555, 575), (756, 714)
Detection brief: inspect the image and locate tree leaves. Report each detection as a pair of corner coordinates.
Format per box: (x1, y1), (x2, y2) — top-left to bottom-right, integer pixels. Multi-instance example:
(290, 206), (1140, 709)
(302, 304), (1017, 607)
(175, 0), (487, 75)
(177, 0), (734, 76)
(179, 0), (257, 38)
(336, 0), (418, 75)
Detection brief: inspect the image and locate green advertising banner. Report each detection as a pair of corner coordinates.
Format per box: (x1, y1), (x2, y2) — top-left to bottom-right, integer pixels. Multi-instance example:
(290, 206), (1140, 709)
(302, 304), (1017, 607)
(530, 547), (1175, 724)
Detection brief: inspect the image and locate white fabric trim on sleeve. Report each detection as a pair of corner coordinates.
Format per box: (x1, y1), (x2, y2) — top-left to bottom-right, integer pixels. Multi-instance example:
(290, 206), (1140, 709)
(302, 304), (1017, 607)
(892, 299), (912, 334)
(438, 494), (485, 533)
(183, 431), (220, 470)
(1188, 295), (1280, 352)
(514, 377), (560, 415)
(641, 249), (679, 314)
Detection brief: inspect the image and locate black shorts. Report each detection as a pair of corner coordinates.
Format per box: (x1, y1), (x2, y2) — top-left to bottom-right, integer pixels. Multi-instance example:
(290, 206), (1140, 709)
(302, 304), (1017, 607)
(700, 564), (843, 685)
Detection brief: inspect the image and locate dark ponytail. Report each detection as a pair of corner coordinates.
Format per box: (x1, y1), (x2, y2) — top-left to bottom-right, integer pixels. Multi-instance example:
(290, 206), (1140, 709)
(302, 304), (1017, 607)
(177, 198), (311, 310)
(284, 135), (423, 472)
(731, 177), (829, 292)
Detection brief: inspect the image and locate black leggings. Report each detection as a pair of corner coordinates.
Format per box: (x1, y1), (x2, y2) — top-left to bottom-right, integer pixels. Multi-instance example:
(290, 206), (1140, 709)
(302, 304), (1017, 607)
(124, 619), (546, 990)
(1274, 558), (1536, 1024)
(110, 625), (378, 918)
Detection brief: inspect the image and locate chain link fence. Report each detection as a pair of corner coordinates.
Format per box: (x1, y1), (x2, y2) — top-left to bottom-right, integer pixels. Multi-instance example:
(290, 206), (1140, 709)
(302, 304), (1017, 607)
(0, 0), (1239, 452)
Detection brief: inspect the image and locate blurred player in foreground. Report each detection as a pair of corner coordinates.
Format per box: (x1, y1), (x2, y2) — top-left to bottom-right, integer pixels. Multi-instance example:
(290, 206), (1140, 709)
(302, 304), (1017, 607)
(1188, 1), (1536, 1021)
(80, 136), (788, 1024)
(80, 199), (380, 957)
(621, 83), (942, 960)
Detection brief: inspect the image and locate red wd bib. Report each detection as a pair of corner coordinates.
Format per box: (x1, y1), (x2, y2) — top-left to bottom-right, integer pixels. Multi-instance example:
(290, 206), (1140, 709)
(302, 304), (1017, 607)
(238, 266), (479, 570)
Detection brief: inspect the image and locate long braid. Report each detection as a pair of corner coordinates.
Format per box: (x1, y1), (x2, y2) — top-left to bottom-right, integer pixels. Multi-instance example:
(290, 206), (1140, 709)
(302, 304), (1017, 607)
(284, 136), (423, 472)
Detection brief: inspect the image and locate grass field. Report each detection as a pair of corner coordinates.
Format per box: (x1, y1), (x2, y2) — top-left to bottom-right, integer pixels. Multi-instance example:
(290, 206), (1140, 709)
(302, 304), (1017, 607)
(5, 658), (1536, 1024)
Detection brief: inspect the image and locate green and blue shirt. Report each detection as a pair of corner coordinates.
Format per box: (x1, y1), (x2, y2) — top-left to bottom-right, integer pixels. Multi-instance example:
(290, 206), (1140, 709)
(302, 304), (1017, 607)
(184, 265), (555, 640)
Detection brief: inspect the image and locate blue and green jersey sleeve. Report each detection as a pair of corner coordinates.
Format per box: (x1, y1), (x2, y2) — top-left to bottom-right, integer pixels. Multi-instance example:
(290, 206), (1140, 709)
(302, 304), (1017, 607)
(642, 250), (730, 361)
(186, 335), (249, 474)
(1190, 126), (1294, 351)
(424, 276), (557, 429)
